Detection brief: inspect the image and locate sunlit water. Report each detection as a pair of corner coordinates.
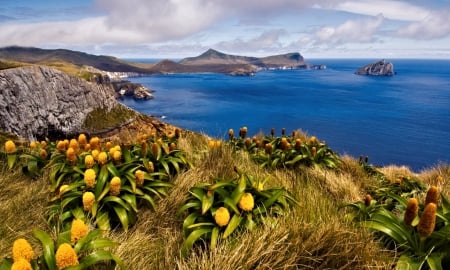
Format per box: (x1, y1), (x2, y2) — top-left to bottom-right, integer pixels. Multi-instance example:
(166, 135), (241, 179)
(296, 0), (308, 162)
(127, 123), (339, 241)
(121, 59), (450, 171)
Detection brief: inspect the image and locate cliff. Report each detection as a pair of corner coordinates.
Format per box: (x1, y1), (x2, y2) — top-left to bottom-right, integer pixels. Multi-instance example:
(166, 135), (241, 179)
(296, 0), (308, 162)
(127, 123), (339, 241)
(0, 65), (136, 140)
(355, 60), (394, 76)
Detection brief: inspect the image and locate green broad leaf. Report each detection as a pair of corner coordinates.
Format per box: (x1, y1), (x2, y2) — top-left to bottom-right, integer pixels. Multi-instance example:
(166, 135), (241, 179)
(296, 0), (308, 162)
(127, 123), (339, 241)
(178, 201), (201, 215)
(161, 160), (171, 175)
(170, 159), (181, 174)
(182, 212), (201, 236)
(71, 250), (125, 270)
(0, 258), (12, 270)
(182, 227), (212, 257)
(60, 194), (83, 211)
(426, 254), (443, 270)
(112, 205), (130, 231)
(363, 220), (409, 247)
(71, 207), (85, 220)
(96, 211), (111, 231)
(231, 174), (247, 205)
(271, 158), (280, 168)
(103, 196), (132, 212)
(189, 187), (206, 201)
(440, 194), (450, 214)
(106, 162), (120, 177)
(33, 228), (57, 269)
(74, 229), (102, 253)
(284, 154), (306, 166)
(222, 214), (243, 239)
(186, 222), (216, 229)
(263, 189), (284, 209)
(224, 197), (241, 215)
(26, 159), (38, 175)
(209, 180), (236, 191)
(97, 182), (110, 202)
(210, 226), (220, 250)
(95, 165), (109, 198)
(395, 254), (422, 270)
(7, 154), (17, 169)
(244, 213), (257, 231)
(122, 146), (132, 163)
(201, 192), (215, 215)
(138, 193), (156, 210)
(72, 166), (85, 175)
(56, 230), (71, 246)
(121, 193), (138, 213)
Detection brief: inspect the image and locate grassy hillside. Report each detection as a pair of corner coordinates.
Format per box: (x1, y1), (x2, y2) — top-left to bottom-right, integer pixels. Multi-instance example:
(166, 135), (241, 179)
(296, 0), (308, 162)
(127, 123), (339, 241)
(0, 128), (449, 269)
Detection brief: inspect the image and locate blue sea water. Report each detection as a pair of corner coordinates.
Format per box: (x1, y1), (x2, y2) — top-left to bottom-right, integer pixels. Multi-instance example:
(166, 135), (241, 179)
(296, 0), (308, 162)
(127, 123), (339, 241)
(120, 59), (450, 171)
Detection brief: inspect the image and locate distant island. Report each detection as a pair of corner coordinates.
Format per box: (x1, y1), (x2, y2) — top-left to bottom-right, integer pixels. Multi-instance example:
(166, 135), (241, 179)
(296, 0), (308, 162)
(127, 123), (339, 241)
(355, 59), (395, 76)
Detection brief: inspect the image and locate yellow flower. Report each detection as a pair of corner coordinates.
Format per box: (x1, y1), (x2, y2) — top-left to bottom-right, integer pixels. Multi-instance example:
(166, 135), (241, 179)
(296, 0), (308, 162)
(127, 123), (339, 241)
(97, 152), (108, 165)
(84, 169), (96, 188)
(71, 219), (88, 244)
(214, 207), (230, 227)
(11, 259), (32, 270)
(69, 139), (79, 153)
(364, 194), (372, 207)
(404, 198), (419, 226)
(239, 126), (248, 139)
(82, 192), (95, 212)
(425, 186), (439, 206)
(169, 142), (177, 151)
(112, 150), (122, 161)
(141, 141), (148, 156)
(56, 141), (66, 152)
(109, 176), (121, 196)
(418, 203), (437, 238)
(84, 155), (95, 168)
(238, 193), (255, 212)
(40, 149), (48, 159)
(311, 146), (317, 157)
(105, 141), (112, 150)
(148, 161), (154, 173)
(12, 238), (34, 262)
(89, 137), (100, 150)
(40, 141), (47, 148)
(309, 136), (318, 145)
(135, 170), (145, 186)
(265, 143), (273, 155)
(91, 149), (100, 160)
(83, 143), (91, 152)
(55, 243), (79, 270)
(29, 141), (37, 149)
(66, 147), (77, 163)
(78, 134), (87, 147)
(228, 129), (234, 140)
(152, 143), (159, 157)
(5, 140), (16, 154)
(109, 146), (117, 157)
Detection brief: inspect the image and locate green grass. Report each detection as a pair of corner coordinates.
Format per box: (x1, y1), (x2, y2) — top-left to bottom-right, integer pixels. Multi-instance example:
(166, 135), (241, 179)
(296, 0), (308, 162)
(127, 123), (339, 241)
(1, 131), (449, 269)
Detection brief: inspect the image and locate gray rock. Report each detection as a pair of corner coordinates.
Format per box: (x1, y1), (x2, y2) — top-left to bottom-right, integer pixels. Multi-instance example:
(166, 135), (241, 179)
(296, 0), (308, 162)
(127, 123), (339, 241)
(355, 60), (394, 76)
(0, 66), (119, 140)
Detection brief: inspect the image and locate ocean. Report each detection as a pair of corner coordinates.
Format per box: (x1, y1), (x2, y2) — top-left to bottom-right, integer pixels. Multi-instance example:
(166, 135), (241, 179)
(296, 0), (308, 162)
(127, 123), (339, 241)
(120, 59), (450, 172)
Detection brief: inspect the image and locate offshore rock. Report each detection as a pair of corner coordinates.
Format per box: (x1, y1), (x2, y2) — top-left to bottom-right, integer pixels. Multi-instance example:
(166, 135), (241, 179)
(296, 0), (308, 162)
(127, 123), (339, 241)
(0, 66), (119, 140)
(355, 60), (394, 76)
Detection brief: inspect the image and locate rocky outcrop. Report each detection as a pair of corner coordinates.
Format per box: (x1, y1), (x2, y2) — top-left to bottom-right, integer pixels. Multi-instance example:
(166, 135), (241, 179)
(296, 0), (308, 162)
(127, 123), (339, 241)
(0, 66), (122, 140)
(355, 60), (394, 76)
(112, 81), (154, 100)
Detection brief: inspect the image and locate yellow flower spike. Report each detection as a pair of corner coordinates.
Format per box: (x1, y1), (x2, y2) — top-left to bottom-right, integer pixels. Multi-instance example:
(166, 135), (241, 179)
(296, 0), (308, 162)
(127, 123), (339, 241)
(105, 141), (112, 150)
(169, 142), (177, 151)
(404, 198), (419, 226)
(11, 259), (32, 270)
(29, 141), (37, 150)
(69, 139), (78, 153)
(309, 136), (318, 145)
(78, 134), (87, 147)
(82, 192), (95, 212)
(245, 138), (251, 148)
(109, 146), (117, 157)
(40, 141), (47, 148)
(12, 238), (35, 262)
(239, 126), (248, 139)
(294, 138), (302, 151)
(265, 143), (273, 155)
(141, 141), (148, 156)
(228, 129), (234, 140)
(97, 152), (108, 165)
(66, 147), (77, 164)
(109, 176), (121, 196)
(63, 139), (69, 148)
(311, 146), (317, 157)
(112, 150), (122, 162)
(135, 170), (145, 187)
(208, 140), (216, 149)
(91, 149), (100, 160)
(83, 143), (91, 152)
(418, 203), (437, 238)
(71, 219), (88, 244)
(40, 149), (48, 159)
(175, 128), (181, 138)
(152, 143), (159, 157)
(84, 169), (96, 188)
(89, 137), (100, 150)
(214, 207), (230, 227)
(425, 186), (439, 206)
(238, 193), (255, 212)
(156, 138), (163, 145)
(55, 243), (79, 270)
(56, 141), (66, 152)
(4, 140), (16, 154)
(148, 161), (154, 173)
(84, 155), (95, 168)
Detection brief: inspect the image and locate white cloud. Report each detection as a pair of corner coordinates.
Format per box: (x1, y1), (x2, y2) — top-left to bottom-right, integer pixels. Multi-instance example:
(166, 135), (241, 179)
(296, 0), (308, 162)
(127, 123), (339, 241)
(396, 10), (450, 39)
(314, 14), (384, 45)
(214, 29), (287, 54)
(330, 0), (430, 21)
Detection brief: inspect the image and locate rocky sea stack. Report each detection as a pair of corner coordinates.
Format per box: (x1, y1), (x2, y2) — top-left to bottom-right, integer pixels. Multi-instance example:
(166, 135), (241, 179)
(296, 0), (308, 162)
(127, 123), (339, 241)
(355, 60), (394, 76)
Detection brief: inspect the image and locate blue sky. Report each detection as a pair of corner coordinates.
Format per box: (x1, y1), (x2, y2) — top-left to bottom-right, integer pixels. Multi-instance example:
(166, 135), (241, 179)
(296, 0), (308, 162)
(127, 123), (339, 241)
(0, 0), (449, 59)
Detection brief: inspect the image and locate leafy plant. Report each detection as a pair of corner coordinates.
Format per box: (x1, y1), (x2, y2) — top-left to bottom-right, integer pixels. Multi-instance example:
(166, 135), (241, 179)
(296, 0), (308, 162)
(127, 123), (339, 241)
(178, 169), (298, 256)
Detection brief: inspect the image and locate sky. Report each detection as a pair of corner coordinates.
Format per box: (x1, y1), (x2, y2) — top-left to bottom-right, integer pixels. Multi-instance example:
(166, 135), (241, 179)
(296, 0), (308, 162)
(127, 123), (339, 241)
(0, 0), (449, 59)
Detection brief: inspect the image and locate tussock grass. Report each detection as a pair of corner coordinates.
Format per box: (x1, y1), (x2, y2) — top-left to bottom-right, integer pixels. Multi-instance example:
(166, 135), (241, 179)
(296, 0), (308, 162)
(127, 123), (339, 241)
(1, 132), (433, 269)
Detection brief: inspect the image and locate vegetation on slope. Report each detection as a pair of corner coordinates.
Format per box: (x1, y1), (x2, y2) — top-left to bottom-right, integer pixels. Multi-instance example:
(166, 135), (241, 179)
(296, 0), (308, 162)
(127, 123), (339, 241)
(0, 127), (449, 269)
